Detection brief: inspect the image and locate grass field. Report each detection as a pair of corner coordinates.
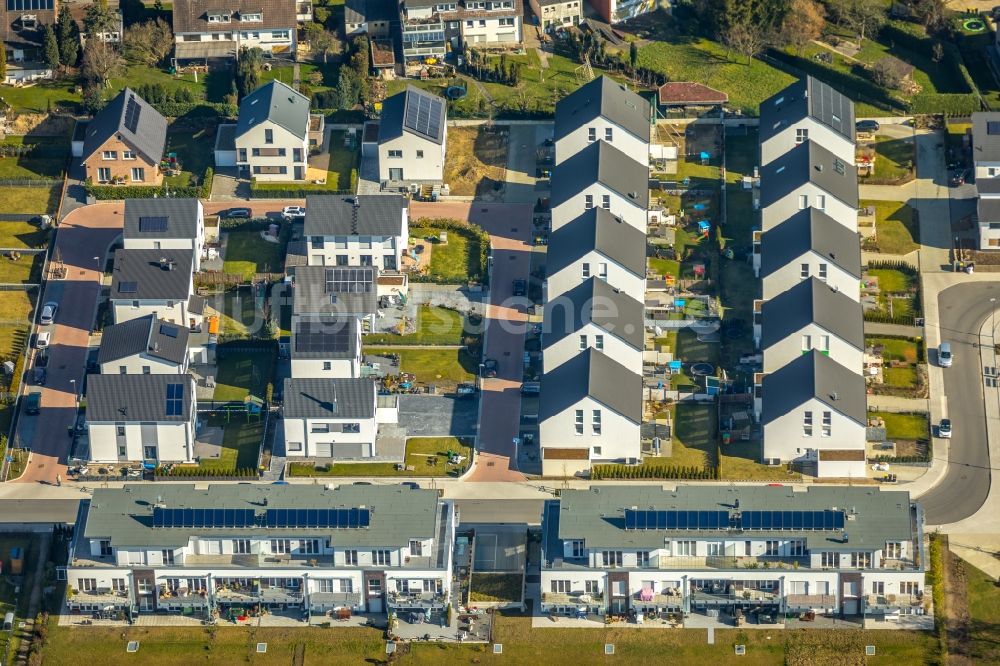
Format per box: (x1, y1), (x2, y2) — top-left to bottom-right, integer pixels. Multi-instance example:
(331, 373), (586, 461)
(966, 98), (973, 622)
(0, 186), (61, 214)
(410, 224), (485, 283)
(367, 348), (477, 387)
(867, 336), (920, 364)
(254, 131), (359, 192)
(883, 366), (919, 388)
(365, 306), (478, 346)
(661, 402), (717, 470)
(213, 348), (275, 402)
(0, 139), (67, 180)
(0, 220), (49, 249)
(963, 557), (1000, 662)
(866, 268), (918, 318)
(0, 290), (34, 359)
(871, 411), (929, 441)
(288, 437), (473, 477)
(186, 415), (264, 472)
(0, 253), (41, 283)
(469, 573), (522, 602)
(223, 230), (285, 279)
(870, 135), (914, 183)
(443, 126), (508, 197)
(162, 123), (214, 189)
(217, 289), (261, 337)
(861, 200), (919, 255)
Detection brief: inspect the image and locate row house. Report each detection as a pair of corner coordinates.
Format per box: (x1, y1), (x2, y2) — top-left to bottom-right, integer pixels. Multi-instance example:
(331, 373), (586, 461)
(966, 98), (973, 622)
(291, 265), (379, 327)
(758, 76), (855, 167)
(540, 485), (929, 624)
(97, 315), (190, 376)
(65, 484), (455, 621)
(550, 139), (649, 232)
(123, 198), (206, 272)
(971, 113), (1000, 249)
(552, 76), (651, 166)
(344, 0), (395, 36)
(172, 0), (296, 63)
(303, 194), (409, 271)
(290, 316), (363, 379)
(109, 249), (202, 329)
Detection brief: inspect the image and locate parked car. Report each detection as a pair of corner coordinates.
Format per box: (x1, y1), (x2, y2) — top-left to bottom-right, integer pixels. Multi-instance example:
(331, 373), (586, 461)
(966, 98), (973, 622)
(31, 366), (46, 386)
(35, 350), (49, 368)
(34, 331), (51, 349)
(24, 391), (41, 415)
(512, 279), (527, 297)
(39, 301), (58, 325)
(281, 205), (306, 221)
(520, 381), (540, 396)
(950, 169), (970, 187)
(938, 341), (953, 367)
(224, 207), (252, 219)
(855, 119), (880, 133)
(939, 418), (952, 438)
(456, 383), (478, 396)
(481, 358), (498, 378)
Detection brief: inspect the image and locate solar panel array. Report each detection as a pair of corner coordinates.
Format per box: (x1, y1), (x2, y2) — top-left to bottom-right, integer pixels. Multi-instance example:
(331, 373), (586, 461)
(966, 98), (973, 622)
(118, 281), (138, 294)
(295, 320), (353, 354)
(325, 268), (372, 294)
(165, 383), (184, 416)
(153, 507), (255, 528)
(740, 510), (844, 531)
(265, 508), (371, 529)
(124, 95), (143, 133)
(404, 92), (443, 140)
(159, 324), (178, 338)
(138, 216), (169, 233)
(624, 509), (729, 530)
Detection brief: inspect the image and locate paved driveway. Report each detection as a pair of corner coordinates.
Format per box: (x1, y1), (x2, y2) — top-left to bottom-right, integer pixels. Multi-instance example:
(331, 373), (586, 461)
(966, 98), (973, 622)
(398, 395), (479, 437)
(15, 203), (124, 483)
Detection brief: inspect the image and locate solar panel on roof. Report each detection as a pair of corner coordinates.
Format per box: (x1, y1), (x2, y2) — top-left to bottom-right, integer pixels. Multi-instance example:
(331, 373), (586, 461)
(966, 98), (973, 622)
(295, 320), (353, 353)
(118, 281), (138, 294)
(159, 324), (178, 338)
(138, 216), (168, 233)
(403, 91), (443, 140)
(124, 95), (142, 133)
(165, 383), (184, 416)
(325, 268), (373, 294)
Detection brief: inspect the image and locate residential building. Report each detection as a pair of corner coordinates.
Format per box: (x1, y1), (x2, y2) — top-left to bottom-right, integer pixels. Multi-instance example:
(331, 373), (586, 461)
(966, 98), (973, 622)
(303, 195), (409, 271)
(97, 315), (190, 375)
(543, 278), (644, 372)
(66, 0), (123, 42)
(550, 140), (650, 232)
(344, 0), (395, 36)
(86, 374), (197, 463)
(759, 76), (856, 167)
(172, 0), (296, 63)
(290, 316), (363, 378)
(759, 140), (859, 232)
(656, 82), (729, 115)
(282, 378), (398, 458)
(586, 0), (659, 23)
(971, 112), (1000, 249)
(65, 484), (456, 620)
(553, 76), (651, 166)
(377, 86), (447, 186)
(529, 0), (581, 30)
(540, 485), (929, 624)
(398, 0), (448, 62)
(398, 0), (522, 61)
(232, 80), (322, 182)
(755, 207), (861, 301)
(0, 0), (57, 83)
(291, 266), (379, 325)
(295, 1), (312, 22)
(539, 348), (642, 474)
(757, 278), (864, 373)
(78, 88), (167, 187)
(123, 198), (206, 272)
(544, 207), (647, 300)
(757, 351), (867, 477)
(109, 249), (197, 327)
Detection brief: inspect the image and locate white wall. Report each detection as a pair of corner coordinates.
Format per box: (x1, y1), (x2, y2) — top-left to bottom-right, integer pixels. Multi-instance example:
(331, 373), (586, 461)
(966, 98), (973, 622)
(540, 395), (639, 462)
(551, 186), (647, 232)
(113, 300), (193, 327)
(974, 160), (1000, 180)
(761, 256), (860, 301)
(816, 458), (867, 479)
(290, 357), (361, 378)
(555, 120), (649, 166)
(761, 184), (856, 232)
(175, 28), (295, 54)
(543, 324), (642, 372)
(282, 416), (378, 458)
(307, 233), (406, 270)
(378, 131), (446, 182)
(760, 122), (855, 167)
(99, 352), (186, 376)
(235, 119), (308, 182)
(762, 398), (866, 462)
(459, 16), (521, 45)
(545, 252), (645, 301)
(88, 421), (194, 463)
(762, 326), (863, 373)
(123, 202), (205, 271)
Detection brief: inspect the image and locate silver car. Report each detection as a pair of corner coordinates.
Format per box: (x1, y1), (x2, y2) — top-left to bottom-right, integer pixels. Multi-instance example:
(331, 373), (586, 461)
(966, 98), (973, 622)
(39, 301), (58, 325)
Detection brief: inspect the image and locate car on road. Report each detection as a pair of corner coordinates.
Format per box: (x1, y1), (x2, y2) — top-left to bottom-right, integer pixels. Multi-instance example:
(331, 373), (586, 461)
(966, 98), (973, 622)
(950, 169), (970, 187)
(35, 350), (49, 368)
(481, 358), (498, 378)
(39, 301), (58, 325)
(34, 331), (51, 349)
(31, 367), (46, 386)
(939, 418), (952, 438)
(938, 341), (953, 367)
(281, 205), (306, 221)
(512, 279), (527, 297)
(24, 391), (41, 415)
(456, 383), (478, 396)
(855, 120), (880, 134)
(224, 207), (252, 219)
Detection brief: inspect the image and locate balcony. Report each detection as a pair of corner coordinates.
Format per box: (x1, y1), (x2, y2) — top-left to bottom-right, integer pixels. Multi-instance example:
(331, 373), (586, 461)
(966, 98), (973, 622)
(310, 591), (361, 607)
(634, 589), (682, 605)
(786, 594), (837, 608)
(541, 592), (602, 605)
(654, 555), (810, 571)
(158, 586), (209, 606)
(388, 591), (448, 609)
(69, 588), (130, 606)
(865, 593), (924, 613)
(690, 585), (777, 604)
(184, 553), (334, 568)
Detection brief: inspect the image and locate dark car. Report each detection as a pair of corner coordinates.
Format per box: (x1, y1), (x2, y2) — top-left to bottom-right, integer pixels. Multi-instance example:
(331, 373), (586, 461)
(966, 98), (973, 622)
(513, 279), (527, 297)
(950, 169), (969, 187)
(35, 350), (49, 368)
(855, 119), (880, 134)
(32, 367), (46, 386)
(24, 391), (41, 415)
(481, 358), (498, 378)
(225, 207), (252, 219)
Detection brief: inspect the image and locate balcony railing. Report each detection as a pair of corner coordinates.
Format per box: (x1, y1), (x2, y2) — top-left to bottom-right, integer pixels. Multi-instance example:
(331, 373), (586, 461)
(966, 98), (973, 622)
(387, 591), (447, 608)
(865, 593), (924, 611)
(655, 555), (810, 570)
(786, 594), (837, 607)
(70, 589), (130, 605)
(691, 587), (777, 603)
(310, 591), (361, 606)
(541, 592), (602, 605)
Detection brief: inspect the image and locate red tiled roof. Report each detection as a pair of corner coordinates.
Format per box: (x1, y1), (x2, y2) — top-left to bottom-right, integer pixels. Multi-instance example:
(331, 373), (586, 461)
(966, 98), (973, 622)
(657, 82), (728, 106)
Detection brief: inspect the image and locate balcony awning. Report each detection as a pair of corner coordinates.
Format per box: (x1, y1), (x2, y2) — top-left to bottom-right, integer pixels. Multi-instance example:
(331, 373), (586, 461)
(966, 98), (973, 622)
(175, 41), (237, 60)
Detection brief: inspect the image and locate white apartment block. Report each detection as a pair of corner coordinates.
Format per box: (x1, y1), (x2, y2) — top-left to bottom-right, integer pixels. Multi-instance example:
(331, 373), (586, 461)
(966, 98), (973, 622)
(65, 484), (456, 621)
(304, 195), (409, 271)
(759, 140), (858, 233)
(553, 77), (651, 166)
(758, 76), (856, 167)
(971, 113), (1000, 249)
(529, 0), (582, 30)
(540, 486), (930, 626)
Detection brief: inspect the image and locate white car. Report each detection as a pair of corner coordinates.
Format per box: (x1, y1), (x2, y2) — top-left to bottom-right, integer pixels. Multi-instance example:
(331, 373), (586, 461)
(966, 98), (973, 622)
(39, 301), (58, 325)
(35, 331), (51, 349)
(282, 206), (306, 221)
(939, 419), (952, 438)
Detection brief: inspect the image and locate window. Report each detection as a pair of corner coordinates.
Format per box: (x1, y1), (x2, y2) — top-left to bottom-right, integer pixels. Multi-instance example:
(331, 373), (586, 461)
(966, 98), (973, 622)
(300, 539), (319, 554)
(344, 550), (358, 565)
(579, 334), (587, 351)
(287, 441), (302, 452)
(367, 578), (381, 593)
(601, 550), (623, 567)
(822, 411), (832, 437)
(112, 578), (127, 592)
(821, 551), (838, 567)
(342, 423), (361, 434)
(790, 540), (805, 556)
(479, 19), (486, 26)
(585, 580), (599, 595)
(409, 540), (424, 557)
(97, 167), (111, 182)
(316, 579), (334, 593)
(833, 158), (846, 175)
(706, 541), (723, 556)
(637, 551), (650, 567)
(116, 425), (126, 436)
(795, 128), (808, 143)
(584, 194), (593, 209)
(605, 127), (613, 141)
(499, 17), (514, 25)
(675, 540), (695, 556)
(586, 126), (597, 141)
(118, 446), (126, 457)
(253, 165), (287, 175)
(551, 579), (570, 593)
(99, 540), (113, 556)
(601, 194), (610, 209)
(574, 409), (584, 435)
(581, 262), (590, 278)
(885, 542), (902, 559)
(322, 362), (332, 371)
(801, 334), (811, 351)
(416, 150), (424, 158)
(818, 263), (828, 281)
(131, 167), (145, 182)
(851, 552), (872, 568)
(123, 151), (136, 160)
(800, 263), (809, 279)
(592, 446), (601, 456)
(901, 581), (919, 595)
(232, 539), (250, 554)
(591, 409), (601, 435)
(816, 194), (826, 210)
(765, 540), (779, 556)
(871, 581), (884, 595)
(311, 423), (330, 433)
(78, 578), (97, 592)
(798, 194), (808, 209)
(372, 549), (391, 565)
(336, 255), (348, 265)
(293, 148), (302, 162)
(272, 539), (291, 554)
(238, 148), (247, 162)
(102, 150), (117, 160)
(595, 335), (604, 350)
(803, 410), (813, 437)
(466, 20), (474, 27)
(819, 335), (830, 351)
(264, 129), (273, 144)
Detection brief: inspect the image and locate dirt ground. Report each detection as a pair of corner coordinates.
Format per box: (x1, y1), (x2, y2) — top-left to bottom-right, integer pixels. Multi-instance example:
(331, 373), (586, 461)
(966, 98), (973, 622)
(443, 126), (508, 198)
(944, 539), (974, 665)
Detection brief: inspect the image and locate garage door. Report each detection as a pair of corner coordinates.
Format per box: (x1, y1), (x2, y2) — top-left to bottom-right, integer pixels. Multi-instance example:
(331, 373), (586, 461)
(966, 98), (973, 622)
(843, 599), (858, 615)
(368, 597), (382, 613)
(314, 443), (333, 457)
(214, 150), (236, 167)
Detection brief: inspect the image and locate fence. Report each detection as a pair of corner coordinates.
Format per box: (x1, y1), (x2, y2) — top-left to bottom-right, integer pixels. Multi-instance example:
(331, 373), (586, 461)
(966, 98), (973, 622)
(0, 178), (62, 187)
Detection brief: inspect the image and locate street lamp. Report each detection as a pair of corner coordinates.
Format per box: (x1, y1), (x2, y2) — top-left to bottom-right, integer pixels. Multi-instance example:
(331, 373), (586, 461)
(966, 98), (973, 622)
(991, 297), (997, 351)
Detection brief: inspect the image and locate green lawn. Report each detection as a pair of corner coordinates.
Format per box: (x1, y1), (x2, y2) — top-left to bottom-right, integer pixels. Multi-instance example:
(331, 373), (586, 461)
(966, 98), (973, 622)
(187, 415), (263, 472)
(288, 437), (473, 477)
(870, 411), (929, 440)
(0, 290), (34, 359)
(0, 186), (61, 214)
(367, 348), (477, 387)
(0, 220), (49, 249)
(410, 224), (486, 283)
(963, 557), (1000, 663)
(671, 329), (719, 389)
(213, 348), (275, 402)
(469, 573), (522, 602)
(162, 122), (215, 189)
(883, 366), (919, 388)
(364, 306), (479, 346)
(867, 267), (916, 294)
(862, 200), (919, 255)
(720, 439), (801, 481)
(252, 130), (359, 192)
(642, 402), (717, 471)
(223, 230), (286, 279)
(0, 252), (41, 283)
(867, 336), (920, 364)
(869, 135), (914, 184)
(866, 267), (919, 319)
(724, 130), (759, 182)
(648, 256), (680, 280)
(217, 289), (260, 337)
(0, 137), (67, 179)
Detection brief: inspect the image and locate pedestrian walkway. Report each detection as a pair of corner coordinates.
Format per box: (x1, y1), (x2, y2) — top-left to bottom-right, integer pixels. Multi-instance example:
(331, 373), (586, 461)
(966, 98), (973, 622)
(864, 322), (923, 337)
(867, 395), (928, 412)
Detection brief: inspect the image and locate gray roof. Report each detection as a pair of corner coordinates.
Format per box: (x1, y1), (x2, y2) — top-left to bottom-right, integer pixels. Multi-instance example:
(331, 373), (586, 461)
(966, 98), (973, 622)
(547, 485), (913, 553)
(236, 80), (310, 140)
(543, 277), (645, 350)
(82, 88), (167, 164)
(554, 76), (651, 143)
(215, 123), (237, 152)
(82, 484), (442, 548)
(86, 374), (193, 423)
(760, 139), (858, 209)
(282, 378), (375, 419)
(759, 77), (855, 144)
(546, 207), (647, 278)
(760, 208), (861, 279)
(972, 112), (1000, 162)
(123, 198), (201, 241)
(97, 315), (189, 366)
(303, 195), (408, 237)
(292, 266), (378, 317)
(979, 197), (1000, 222)
(976, 177), (1000, 195)
(378, 86), (447, 145)
(110, 249), (193, 301)
(761, 277), (864, 351)
(292, 316), (360, 359)
(345, 0), (397, 23)
(539, 348), (642, 423)
(761, 351), (866, 426)
(551, 140), (650, 210)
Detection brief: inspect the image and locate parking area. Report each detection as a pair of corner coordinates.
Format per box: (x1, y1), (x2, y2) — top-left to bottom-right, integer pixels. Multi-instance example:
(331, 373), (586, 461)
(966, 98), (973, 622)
(398, 395), (479, 437)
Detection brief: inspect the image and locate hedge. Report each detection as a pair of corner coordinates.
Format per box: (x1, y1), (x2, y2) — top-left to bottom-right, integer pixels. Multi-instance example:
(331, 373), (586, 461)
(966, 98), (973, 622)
(156, 466), (258, 478)
(410, 217), (491, 285)
(249, 184), (354, 198)
(864, 311), (916, 326)
(590, 464), (717, 480)
(85, 167), (213, 200)
(928, 534), (947, 662)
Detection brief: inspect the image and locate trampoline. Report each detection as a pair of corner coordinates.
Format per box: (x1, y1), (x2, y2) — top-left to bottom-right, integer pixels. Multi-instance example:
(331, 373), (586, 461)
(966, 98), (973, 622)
(963, 18), (986, 32)
(445, 86), (468, 100)
(691, 363), (714, 376)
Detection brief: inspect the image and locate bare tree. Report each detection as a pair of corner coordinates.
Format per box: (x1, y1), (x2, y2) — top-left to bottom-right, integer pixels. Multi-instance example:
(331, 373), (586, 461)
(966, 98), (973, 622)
(81, 39), (124, 86)
(778, 0), (826, 51)
(829, 0), (887, 45)
(721, 21), (769, 65)
(304, 22), (339, 63)
(123, 18), (173, 66)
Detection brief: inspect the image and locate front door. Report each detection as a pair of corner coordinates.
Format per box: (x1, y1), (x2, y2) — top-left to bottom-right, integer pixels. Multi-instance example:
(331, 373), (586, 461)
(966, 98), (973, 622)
(294, 166), (304, 180)
(388, 168), (403, 181)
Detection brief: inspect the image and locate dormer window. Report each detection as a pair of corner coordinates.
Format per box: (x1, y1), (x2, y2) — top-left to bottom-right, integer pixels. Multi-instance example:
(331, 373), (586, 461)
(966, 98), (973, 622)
(19, 14), (37, 29)
(240, 12), (262, 22)
(208, 12), (232, 23)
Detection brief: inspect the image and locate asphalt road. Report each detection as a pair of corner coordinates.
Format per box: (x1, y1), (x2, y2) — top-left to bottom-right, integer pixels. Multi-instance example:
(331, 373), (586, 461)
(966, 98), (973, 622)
(919, 281), (1000, 524)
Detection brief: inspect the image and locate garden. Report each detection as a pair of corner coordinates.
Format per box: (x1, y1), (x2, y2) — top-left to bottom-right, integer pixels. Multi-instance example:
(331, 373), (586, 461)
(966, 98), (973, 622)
(251, 130), (359, 196)
(407, 219), (490, 285)
(365, 305), (481, 347)
(860, 200), (919, 255)
(287, 437), (473, 477)
(365, 348), (478, 389)
(162, 415), (264, 476)
(212, 345), (276, 403)
(468, 573), (522, 603)
(442, 126), (508, 198)
(862, 262), (921, 325)
(866, 335), (925, 396)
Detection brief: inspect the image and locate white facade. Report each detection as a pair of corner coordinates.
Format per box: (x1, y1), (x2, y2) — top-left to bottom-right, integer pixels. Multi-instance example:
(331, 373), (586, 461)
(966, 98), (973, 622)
(978, 194), (1000, 249)
(761, 397), (866, 466)
(236, 118), (309, 182)
(555, 120), (649, 167)
(539, 395), (638, 463)
(173, 28), (294, 56)
(762, 327), (863, 373)
(545, 253), (645, 303)
(112, 299), (196, 328)
(530, 0), (582, 30)
(760, 121), (855, 168)
(308, 214), (409, 271)
(551, 187), (646, 232)
(759, 255), (860, 301)
(123, 201), (206, 271)
(283, 414), (378, 459)
(761, 184), (856, 233)
(99, 351), (188, 376)
(88, 420), (195, 463)
(458, 14), (521, 45)
(543, 323), (641, 373)
(378, 130), (446, 184)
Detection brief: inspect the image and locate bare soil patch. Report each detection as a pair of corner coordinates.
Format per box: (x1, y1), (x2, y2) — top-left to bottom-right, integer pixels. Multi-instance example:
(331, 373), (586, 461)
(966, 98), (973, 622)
(443, 126), (507, 198)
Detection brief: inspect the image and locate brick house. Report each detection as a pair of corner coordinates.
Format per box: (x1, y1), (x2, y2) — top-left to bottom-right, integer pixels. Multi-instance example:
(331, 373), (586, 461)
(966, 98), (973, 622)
(77, 88), (167, 186)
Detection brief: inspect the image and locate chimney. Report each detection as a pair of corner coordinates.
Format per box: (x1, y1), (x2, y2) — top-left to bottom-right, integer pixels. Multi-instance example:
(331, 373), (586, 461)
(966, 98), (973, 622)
(830, 391), (839, 401)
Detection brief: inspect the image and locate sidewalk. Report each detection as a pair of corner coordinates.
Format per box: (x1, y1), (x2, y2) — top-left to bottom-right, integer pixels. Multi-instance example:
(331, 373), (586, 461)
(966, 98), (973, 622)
(867, 395), (928, 412)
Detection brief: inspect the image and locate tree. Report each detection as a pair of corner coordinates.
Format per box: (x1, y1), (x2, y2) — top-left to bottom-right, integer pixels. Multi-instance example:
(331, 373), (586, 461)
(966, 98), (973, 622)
(43, 25), (60, 71)
(0, 41), (6, 82)
(84, 0), (119, 40)
(123, 18), (173, 66)
(910, 0), (946, 32)
(303, 22), (338, 63)
(778, 0), (825, 51)
(721, 21), (770, 65)
(235, 46), (263, 98)
(56, 4), (80, 67)
(629, 41), (638, 73)
(931, 41), (943, 63)
(829, 0), (886, 44)
(337, 69), (357, 110)
(870, 57), (903, 90)
(81, 39), (124, 85)
(81, 83), (106, 114)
